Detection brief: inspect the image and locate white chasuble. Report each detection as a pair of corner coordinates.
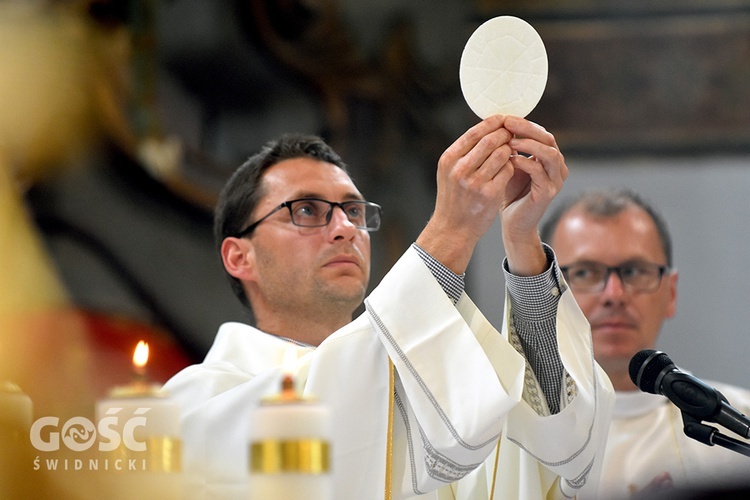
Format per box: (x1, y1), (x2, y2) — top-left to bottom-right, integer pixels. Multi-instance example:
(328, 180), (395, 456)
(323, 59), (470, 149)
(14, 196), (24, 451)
(164, 246), (613, 499)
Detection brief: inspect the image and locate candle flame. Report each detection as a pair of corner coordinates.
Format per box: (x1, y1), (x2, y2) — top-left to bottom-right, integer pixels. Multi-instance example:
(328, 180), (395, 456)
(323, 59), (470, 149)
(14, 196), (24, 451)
(280, 347), (298, 397)
(133, 340), (149, 369)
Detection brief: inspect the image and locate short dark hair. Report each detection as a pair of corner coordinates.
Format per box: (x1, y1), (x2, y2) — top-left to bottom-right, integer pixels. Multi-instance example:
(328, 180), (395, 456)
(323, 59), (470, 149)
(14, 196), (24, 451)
(214, 133), (349, 307)
(539, 188), (673, 267)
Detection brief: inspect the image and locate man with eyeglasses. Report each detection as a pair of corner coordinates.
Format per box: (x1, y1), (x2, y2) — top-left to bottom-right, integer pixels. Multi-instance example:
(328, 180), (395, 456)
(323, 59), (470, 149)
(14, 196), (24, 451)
(164, 116), (613, 499)
(541, 188), (750, 498)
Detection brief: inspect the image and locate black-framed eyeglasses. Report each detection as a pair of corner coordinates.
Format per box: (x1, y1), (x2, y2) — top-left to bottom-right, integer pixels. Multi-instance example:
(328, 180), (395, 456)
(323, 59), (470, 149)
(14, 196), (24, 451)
(560, 261), (669, 293)
(236, 198), (382, 237)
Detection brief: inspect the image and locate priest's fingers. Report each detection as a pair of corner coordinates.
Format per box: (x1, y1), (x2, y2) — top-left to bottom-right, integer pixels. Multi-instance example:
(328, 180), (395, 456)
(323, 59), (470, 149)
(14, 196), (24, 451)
(442, 114), (506, 162)
(505, 116), (567, 189)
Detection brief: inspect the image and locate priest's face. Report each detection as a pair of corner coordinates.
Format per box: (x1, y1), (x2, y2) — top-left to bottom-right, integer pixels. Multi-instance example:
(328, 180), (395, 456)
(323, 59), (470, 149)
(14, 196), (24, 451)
(550, 204), (677, 388)
(241, 157), (371, 326)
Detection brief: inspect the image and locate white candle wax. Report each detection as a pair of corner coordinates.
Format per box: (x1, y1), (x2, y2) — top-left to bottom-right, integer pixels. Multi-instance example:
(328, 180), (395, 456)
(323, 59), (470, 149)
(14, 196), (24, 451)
(95, 383), (182, 499)
(0, 382), (34, 497)
(248, 375), (332, 499)
(0, 381), (32, 439)
(96, 383), (181, 444)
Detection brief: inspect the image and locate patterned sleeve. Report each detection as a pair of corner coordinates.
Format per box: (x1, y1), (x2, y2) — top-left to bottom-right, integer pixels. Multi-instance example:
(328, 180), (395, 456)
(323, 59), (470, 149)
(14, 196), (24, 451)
(503, 243), (567, 414)
(412, 243), (465, 304)
(413, 241), (568, 414)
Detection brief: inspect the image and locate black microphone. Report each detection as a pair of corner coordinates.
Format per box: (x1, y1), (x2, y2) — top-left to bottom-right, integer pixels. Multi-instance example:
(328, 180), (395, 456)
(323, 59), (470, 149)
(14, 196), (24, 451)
(629, 349), (750, 439)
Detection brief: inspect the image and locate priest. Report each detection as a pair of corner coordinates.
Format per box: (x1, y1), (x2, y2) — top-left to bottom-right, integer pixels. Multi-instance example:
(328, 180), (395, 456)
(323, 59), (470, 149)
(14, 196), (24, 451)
(164, 115), (613, 499)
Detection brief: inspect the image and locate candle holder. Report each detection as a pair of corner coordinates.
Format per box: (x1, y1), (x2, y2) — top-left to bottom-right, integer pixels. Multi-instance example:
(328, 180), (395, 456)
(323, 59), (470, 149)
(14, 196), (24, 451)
(97, 382), (182, 473)
(0, 381), (34, 497)
(248, 373), (332, 499)
(0, 380), (32, 441)
(94, 341), (182, 499)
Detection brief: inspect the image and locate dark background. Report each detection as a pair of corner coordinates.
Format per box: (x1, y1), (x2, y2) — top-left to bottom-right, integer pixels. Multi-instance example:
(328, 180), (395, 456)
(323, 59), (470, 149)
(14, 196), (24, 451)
(14, 0), (750, 386)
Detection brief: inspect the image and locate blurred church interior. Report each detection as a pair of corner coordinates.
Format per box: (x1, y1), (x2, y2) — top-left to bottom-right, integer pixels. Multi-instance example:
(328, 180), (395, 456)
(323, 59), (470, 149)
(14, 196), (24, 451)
(2, 0), (749, 442)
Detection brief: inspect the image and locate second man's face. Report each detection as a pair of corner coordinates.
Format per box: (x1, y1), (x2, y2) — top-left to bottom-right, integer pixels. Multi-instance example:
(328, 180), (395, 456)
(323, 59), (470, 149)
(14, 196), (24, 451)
(551, 205), (677, 380)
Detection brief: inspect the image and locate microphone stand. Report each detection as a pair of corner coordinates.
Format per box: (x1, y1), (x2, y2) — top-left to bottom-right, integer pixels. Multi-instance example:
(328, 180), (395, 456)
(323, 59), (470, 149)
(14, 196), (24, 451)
(682, 413), (750, 458)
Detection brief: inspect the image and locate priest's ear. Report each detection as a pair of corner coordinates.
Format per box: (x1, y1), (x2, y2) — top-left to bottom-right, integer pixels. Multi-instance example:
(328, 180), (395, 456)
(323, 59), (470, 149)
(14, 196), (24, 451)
(220, 237), (257, 282)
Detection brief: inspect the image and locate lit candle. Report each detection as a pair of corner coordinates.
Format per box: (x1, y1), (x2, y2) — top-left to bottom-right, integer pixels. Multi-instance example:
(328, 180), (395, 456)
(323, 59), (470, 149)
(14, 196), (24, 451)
(95, 341), (182, 499)
(133, 340), (149, 380)
(0, 380), (32, 440)
(248, 349), (332, 499)
(0, 381), (34, 497)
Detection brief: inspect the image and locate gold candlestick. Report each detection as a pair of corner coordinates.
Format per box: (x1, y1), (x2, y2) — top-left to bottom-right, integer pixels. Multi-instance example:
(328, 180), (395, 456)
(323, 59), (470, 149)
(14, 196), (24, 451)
(95, 341), (183, 499)
(248, 355), (332, 499)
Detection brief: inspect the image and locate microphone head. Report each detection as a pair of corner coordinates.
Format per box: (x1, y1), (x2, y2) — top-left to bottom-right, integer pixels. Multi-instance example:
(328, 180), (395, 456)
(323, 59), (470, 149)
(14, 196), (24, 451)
(629, 349), (674, 394)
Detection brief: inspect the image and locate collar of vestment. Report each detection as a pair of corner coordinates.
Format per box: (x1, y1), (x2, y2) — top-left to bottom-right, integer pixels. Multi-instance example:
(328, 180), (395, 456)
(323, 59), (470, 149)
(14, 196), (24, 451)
(205, 322), (315, 382)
